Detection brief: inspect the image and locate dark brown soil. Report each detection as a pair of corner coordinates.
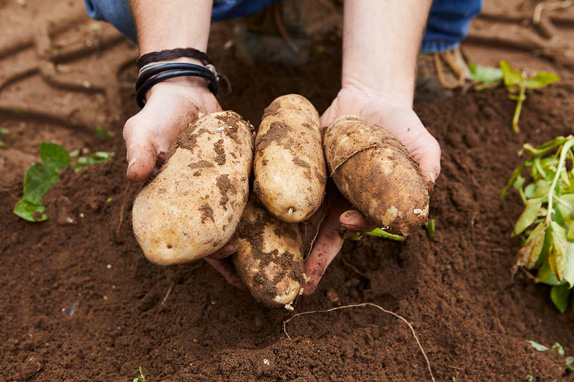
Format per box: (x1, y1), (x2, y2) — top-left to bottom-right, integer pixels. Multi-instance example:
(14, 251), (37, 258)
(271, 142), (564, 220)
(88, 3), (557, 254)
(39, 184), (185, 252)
(2, 1), (574, 381)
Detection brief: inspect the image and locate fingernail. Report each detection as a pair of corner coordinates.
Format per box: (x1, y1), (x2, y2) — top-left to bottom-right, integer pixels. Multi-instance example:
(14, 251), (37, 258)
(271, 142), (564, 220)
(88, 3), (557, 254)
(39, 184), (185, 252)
(127, 157), (137, 170)
(429, 170), (438, 183)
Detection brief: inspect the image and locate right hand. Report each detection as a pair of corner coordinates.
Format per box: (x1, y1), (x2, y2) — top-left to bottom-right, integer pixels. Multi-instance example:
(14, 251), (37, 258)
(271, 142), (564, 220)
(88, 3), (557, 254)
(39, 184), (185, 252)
(123, 75), (221, 182)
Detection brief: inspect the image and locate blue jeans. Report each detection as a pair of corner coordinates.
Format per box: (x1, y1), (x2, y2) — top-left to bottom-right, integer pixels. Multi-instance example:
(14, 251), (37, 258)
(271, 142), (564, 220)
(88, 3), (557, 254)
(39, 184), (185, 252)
(85, 0), (482, 54)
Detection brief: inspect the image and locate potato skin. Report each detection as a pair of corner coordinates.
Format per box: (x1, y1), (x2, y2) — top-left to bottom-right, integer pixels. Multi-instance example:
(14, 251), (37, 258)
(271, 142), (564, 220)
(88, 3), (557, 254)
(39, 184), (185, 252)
(132, 111), (254, 265)
(254, 94), (327, 223)
(233, 198), (305, 308)
(324, 115), (429, 236)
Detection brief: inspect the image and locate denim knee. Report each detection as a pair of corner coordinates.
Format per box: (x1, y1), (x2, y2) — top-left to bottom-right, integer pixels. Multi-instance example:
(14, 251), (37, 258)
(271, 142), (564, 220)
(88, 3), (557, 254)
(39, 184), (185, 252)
(84, 0), (137, 43)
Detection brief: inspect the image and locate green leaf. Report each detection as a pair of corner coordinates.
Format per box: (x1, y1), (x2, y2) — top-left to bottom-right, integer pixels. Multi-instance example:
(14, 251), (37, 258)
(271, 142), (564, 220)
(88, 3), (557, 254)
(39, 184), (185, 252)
(568, 223), (574, 240)
(13, 199), (47, 222)
(365, 228), (406, 241)
(552, 342), (565, 356)
(21, 163), (59, 205)
(514, 198), (542, 236)
(562, 242), (574, 287)
(95, 126), (111, 138)
(550, 284), (570, 313)
(527, 340), (549, 352)
(0, 127), (8, 148)
(533, 180), (552, 198)
(500, 61), (523, 87)
(72, 151), (114, 170)
(524, 183), (536, 199)
(536, 261), (560, 285)
(524, 72), (560, 89)
(556, 194), (574, 224)
(548, 221), (568, 282)
(13, 142), (71, 222)
(469, 64), (503, 84)
(515, 223), (546, 269)
(39, 142), (70, 172)
(502, 163), (527, 199)
(425, 219), (435, 240)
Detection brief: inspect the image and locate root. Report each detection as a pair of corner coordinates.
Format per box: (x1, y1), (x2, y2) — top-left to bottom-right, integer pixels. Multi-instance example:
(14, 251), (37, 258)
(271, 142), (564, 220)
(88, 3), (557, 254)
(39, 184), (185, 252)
(305, 201), (330, 261)
(340, 256), (368, 278)
(161, 282), (176, 305)
(283, 302), (436, 382)
(116, 181), (132, 238)
(329, 143), (378, 177)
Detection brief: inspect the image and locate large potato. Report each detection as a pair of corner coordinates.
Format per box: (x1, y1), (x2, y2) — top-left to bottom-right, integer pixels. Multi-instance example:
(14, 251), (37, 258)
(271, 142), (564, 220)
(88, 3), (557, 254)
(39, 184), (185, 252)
(132, 111), (254, 265)
(254, 94), (327, 223)
(233, 198), (305, 308)
(324, 115), (429, 236)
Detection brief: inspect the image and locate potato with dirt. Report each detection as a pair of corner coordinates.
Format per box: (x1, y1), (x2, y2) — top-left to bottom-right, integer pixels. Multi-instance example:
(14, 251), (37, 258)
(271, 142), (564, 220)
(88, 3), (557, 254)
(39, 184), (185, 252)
(132, 111), (254, 265)
(233, 197), (306, 308)
(324, 115), (429, 236)
(254, 94), (327, 223)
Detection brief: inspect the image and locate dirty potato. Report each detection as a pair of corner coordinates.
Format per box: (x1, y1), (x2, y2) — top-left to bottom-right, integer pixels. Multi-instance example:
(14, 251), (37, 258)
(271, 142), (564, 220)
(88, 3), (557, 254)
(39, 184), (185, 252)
(233, 197), (306, 308)
(132, 111), (254, 265)
(254, 94), (327, 223)
(324, 115), (429, 236)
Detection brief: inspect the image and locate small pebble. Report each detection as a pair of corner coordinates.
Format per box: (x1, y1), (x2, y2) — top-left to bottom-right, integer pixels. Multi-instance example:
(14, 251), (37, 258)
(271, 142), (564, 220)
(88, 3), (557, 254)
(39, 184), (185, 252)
(20, 355), (42, 379)
(327, 289), (340, 304)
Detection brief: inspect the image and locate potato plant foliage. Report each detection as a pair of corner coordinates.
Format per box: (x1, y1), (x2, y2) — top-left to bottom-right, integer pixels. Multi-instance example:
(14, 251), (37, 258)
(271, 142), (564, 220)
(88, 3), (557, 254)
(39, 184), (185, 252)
(469, 61), (560, 133)
(503, 136), (574, 312)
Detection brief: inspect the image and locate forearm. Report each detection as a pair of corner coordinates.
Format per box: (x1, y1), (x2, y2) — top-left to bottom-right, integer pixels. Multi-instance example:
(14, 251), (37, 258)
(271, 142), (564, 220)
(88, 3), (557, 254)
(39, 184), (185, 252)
(342, 0), (432, 106)
(129, 0), (212, 54)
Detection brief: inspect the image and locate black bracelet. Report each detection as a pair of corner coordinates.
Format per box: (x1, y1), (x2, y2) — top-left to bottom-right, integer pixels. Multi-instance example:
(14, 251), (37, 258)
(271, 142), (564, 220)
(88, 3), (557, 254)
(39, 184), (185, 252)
(137, 48), (211, 69)
(135, 63), (218, 108)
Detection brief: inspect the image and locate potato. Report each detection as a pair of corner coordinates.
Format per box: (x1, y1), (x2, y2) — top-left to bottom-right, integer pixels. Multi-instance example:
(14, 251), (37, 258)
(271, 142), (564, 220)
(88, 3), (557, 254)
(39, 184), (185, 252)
(324, 115), (429, 236)
(254, 94), (327, 223)
(233, 197), (305, 308)
(132, 111), (254, 265)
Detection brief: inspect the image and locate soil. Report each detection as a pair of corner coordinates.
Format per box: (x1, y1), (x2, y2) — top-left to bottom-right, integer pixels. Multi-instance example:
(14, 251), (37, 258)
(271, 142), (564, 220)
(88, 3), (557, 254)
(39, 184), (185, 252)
(2, 0), (574, 381)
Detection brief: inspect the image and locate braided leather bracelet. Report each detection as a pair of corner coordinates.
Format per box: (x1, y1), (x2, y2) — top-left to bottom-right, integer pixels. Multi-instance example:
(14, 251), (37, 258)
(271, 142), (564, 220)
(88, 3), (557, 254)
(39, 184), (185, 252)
(135, 62), (219, 108)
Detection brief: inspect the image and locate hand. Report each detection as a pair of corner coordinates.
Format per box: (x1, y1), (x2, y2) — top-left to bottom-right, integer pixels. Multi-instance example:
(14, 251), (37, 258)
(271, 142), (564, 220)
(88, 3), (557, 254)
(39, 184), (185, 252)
(301, 87), (441, 294)
(123, 76), (221, 182)
(124, 74), (246, 283)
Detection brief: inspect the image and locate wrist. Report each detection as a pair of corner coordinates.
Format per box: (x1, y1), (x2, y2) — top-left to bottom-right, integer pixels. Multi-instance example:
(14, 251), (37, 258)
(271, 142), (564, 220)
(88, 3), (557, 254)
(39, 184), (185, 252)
(141, 57), (214, 100)
(339, 78), (414, 108)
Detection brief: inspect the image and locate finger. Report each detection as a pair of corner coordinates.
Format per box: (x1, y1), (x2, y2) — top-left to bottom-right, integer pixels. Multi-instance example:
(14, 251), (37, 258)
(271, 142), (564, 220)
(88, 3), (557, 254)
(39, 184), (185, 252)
(301, 212), (345, 295)
(339, 210), (377, 232)
(204, 257), (246, 291)
(411, 135), (441, 192)
(123, 113), (159, 183)
(300, 201), (329, 251)
(207, 240), (240, 260)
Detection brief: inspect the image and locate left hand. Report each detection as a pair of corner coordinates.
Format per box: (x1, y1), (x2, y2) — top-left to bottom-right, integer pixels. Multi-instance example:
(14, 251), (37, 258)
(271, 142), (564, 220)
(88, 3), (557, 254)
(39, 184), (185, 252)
(301, 87), (441, 295)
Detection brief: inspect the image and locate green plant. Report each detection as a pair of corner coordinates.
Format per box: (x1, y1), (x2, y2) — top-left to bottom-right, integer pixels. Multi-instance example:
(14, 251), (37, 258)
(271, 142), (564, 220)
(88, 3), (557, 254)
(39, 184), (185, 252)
(0, 127), (8, 147)
(13, 143), (114, 222)
(346, 228), (405, 242)
(469, 62), (560, 133)
(425, 219), (436, 240)
(69, 150), (114, 171)
(503, 136), (574, 312)
(133, 366), (146, 382)
(468, 64), (503, 90)
(527, 340), (574, 372)
(95, 125), (111, 139)
(499, 61), (560, 133)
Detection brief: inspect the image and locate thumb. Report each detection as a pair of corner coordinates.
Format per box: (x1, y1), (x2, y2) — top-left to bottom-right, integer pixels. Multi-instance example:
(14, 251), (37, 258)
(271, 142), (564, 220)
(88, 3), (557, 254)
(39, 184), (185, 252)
(123, 111), (160, 183)
(409, 133), (441, 191)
